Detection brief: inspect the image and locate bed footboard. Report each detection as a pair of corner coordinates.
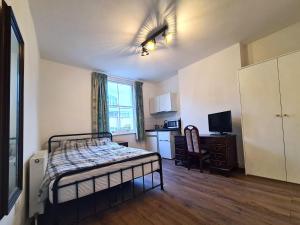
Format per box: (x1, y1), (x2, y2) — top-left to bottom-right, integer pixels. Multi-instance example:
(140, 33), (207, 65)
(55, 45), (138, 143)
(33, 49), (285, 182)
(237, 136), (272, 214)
(50, 153), (164, 225)
(45, 132), (164, 225)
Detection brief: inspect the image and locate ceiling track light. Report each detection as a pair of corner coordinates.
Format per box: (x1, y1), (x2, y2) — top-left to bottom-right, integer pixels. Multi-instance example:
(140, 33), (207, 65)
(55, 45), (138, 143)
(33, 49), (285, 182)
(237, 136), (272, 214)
(163, 31), (172, 44)
(145, 39), (156, 51)
(141, 47), (149, 56)
(140, 24), (172, 56)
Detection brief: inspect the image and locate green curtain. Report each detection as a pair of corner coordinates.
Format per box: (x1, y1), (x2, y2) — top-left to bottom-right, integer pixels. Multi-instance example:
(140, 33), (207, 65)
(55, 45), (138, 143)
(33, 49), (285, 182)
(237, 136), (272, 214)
(91, 72), (109, 133)
(135, 81), (145, 141)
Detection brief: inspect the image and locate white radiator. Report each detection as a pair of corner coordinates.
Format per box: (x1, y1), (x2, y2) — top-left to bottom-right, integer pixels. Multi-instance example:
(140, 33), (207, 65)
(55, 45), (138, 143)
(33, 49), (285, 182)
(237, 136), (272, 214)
(29, 150), (48, 218)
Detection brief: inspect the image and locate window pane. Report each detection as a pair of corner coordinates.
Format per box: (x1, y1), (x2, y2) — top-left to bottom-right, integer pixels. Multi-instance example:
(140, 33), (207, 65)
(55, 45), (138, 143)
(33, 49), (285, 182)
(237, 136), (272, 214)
(107, 82), (118, 106)
(118, 84), (132, 107)
(109, 106), (119, 132)
(119, 108), (134, 131)
(107, 81), (135, 134)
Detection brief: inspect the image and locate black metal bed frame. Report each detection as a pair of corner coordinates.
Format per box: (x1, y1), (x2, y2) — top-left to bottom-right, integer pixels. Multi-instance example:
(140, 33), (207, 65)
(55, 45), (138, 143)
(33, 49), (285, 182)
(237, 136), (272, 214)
(47, 132), (164, 225)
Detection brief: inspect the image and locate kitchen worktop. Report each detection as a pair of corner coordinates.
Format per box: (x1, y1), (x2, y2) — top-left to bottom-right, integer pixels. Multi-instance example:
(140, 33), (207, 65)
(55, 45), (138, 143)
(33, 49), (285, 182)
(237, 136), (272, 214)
(145, 128), (181, 132)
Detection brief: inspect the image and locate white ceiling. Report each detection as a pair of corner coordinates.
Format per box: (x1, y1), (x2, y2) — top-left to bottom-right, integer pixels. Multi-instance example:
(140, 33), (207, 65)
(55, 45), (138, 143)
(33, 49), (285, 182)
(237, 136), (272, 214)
(29, 0), (300, 81)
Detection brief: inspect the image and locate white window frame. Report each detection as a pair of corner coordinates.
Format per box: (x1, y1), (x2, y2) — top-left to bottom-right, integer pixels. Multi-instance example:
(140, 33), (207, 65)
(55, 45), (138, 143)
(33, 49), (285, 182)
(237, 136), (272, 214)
(107, 77), (136, 136)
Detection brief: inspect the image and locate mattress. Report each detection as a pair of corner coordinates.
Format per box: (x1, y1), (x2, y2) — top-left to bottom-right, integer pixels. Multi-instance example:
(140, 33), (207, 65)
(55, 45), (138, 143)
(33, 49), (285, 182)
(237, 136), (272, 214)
(48, 153), (160, 204)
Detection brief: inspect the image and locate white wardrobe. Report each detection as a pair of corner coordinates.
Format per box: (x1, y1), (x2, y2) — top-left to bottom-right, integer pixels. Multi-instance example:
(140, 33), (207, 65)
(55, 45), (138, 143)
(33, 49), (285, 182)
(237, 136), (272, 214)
(239, 51), (300, 184)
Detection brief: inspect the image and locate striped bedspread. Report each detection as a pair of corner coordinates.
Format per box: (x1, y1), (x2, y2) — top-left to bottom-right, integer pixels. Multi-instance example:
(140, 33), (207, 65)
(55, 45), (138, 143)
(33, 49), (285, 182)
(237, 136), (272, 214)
(39, 138), (153, 201)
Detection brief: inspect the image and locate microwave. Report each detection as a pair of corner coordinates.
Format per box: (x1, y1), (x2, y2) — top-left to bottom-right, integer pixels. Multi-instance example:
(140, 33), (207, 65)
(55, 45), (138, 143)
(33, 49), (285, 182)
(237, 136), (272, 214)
(167, 120), (180, 129)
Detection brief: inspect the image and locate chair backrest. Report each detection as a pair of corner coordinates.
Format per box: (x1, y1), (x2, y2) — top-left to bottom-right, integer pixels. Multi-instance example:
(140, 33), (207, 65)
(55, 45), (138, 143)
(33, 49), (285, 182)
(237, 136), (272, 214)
(184, 125), (201, 154)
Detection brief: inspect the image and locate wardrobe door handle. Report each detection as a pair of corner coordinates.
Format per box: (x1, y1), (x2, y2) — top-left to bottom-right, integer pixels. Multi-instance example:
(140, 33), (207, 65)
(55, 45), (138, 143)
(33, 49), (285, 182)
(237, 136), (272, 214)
(275, 114), (282, 117)
(283, 114), (289, 117)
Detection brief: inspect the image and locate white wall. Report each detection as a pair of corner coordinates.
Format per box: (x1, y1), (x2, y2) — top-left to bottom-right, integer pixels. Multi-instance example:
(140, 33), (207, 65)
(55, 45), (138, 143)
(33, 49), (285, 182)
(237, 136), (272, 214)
(0, 0), (40, 225)
(246, 21), (300, 65)
(39, 59), (91, 148)
(39, 59), (158, 149)
(157, 74), (179, 95)
(178, 43), (244, 167)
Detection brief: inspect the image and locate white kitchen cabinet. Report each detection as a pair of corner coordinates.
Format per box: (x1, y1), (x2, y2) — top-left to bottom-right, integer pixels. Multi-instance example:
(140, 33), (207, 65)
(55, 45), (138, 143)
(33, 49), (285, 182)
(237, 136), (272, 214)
(159, 93), (174, 112)
(149, 97), (160, 114)
(158, 93), (169, 112)
(238, 50), (300, 184)
(149, 93), (177, 114)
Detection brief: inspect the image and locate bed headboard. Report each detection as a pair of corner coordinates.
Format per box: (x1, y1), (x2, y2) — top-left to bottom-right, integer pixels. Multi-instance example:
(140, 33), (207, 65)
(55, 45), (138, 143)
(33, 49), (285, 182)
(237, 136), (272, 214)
(48, 132), (113, 153)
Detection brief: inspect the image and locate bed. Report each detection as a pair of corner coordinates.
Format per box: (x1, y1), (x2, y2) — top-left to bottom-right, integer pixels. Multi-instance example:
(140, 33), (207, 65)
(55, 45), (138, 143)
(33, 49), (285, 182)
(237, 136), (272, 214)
(43, 132), (164, 224)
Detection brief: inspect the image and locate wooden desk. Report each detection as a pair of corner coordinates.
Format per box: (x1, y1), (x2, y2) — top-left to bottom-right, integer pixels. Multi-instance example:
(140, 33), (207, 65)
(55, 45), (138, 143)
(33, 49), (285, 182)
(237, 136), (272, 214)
(175, 134), (237, 174)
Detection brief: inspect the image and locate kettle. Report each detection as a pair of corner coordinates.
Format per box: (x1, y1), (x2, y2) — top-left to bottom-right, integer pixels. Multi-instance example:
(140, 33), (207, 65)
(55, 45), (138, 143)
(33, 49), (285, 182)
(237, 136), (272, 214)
(163, 120), (168, 128)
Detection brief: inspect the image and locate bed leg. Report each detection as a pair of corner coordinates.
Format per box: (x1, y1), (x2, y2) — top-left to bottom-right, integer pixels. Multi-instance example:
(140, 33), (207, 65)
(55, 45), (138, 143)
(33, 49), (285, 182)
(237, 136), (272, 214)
(52, 204), (59, 225)
(92, 177), (97, 215)
(159, 170), (164, 190)
(158, 158), (164, 191)
(131, 167), (135, 198)
(52, 188), (59, 225)
(75, 182), (79, 224)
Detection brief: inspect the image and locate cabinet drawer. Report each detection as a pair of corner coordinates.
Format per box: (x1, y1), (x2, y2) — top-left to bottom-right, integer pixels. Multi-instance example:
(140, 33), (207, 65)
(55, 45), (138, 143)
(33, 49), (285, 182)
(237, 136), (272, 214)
(210, 144), (227, 153)
(175, 136), (185, 143)
(211, 160), (227, 168)
(175, 143), (186, 149)
(203, 137), (227, 145)
(146, 131), (157, 136)
(175, 154), (186, 160)
(175, 148), (186, 155)
(210, 152), (226, 161)
(175, 136), (186, 150)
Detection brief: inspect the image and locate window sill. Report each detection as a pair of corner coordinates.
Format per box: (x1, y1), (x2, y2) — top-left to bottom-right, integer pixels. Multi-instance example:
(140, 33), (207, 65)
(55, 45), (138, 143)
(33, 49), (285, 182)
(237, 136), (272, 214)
(112, 132), (136, 136)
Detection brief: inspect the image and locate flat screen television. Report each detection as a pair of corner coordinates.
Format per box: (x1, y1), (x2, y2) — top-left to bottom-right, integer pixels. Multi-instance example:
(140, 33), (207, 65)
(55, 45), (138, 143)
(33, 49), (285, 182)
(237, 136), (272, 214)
(208, 111), (232, 134)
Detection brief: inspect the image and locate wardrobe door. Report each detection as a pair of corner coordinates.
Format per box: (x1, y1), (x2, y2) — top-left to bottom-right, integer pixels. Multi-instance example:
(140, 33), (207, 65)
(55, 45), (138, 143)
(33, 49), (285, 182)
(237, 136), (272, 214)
(239, 59), (286, 181)
(278, 51), (300, 184)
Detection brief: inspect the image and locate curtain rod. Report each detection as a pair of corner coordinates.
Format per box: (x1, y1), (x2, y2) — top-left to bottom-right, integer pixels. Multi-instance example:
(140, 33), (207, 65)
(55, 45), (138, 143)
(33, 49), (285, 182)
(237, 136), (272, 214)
(93, 70), (143, 83)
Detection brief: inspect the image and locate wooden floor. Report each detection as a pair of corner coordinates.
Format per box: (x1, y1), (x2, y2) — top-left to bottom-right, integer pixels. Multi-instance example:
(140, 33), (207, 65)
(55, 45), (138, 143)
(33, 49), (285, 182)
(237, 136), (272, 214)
(79, 160), (300, 225)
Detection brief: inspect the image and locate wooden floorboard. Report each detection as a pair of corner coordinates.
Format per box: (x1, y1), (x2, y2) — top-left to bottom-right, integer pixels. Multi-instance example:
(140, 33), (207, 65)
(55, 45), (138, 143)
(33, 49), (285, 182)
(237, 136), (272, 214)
(64, 160), (300, 225)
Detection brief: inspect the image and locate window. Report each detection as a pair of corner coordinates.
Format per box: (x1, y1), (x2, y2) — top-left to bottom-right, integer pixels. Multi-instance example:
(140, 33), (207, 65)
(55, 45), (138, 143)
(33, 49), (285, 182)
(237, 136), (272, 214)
(107, 81), (135, 134)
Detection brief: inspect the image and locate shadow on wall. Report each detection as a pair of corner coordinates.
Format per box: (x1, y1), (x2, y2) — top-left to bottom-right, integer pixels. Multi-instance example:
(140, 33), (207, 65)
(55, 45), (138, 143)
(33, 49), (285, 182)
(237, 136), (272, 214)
(41, 141), (48, 150)
(232, 116), (244, 168)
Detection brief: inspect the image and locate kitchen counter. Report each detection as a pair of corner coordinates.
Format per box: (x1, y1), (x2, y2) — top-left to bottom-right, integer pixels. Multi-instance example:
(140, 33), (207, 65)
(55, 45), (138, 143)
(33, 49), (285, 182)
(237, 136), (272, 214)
(145, 128), (181, 132)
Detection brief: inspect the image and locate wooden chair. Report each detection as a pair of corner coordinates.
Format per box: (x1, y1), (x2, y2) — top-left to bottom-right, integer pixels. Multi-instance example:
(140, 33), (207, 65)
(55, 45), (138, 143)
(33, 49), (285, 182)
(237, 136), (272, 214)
(184, 125), (210, 172)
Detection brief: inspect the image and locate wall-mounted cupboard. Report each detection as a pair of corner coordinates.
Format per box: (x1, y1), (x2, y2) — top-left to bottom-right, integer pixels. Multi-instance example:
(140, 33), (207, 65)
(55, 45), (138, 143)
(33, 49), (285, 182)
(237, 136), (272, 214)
(149, 93), (177, 114)
(239, 50), (300, 184)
